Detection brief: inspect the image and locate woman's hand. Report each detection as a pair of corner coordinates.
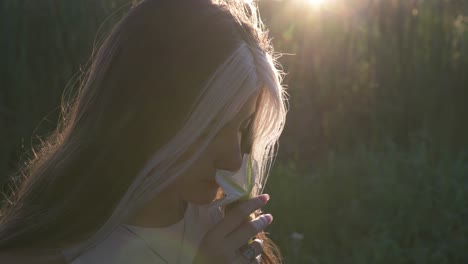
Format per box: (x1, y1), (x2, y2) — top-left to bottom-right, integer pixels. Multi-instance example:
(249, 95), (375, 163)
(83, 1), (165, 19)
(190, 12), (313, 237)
(193, 194), (273, 264)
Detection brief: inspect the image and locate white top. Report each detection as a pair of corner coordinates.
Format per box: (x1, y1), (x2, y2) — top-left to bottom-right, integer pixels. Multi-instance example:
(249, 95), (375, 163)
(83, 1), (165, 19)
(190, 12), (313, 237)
(63, 203), (221, 264)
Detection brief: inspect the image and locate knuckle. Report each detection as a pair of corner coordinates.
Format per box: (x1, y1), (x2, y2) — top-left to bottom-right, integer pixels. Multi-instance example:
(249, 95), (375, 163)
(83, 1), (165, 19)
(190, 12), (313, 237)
(248, 221), (261, 235)
(234, 202), (253, 217)
(240, 203), (254, 215)
(232, 196), (264, 216)
(250, 215), (268, 232)
(236, 226), (259, 244)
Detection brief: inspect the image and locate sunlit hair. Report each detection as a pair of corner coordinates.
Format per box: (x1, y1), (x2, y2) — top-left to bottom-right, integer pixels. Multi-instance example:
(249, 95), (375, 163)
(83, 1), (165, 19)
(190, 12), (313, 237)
(0, 0), (287, 262)
(66, 41), (287, 261)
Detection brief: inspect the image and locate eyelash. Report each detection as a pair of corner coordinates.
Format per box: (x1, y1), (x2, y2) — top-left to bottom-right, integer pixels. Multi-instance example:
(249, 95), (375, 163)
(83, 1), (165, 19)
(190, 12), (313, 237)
(240, 118), (252, 132)
(240, 118), (254, 154)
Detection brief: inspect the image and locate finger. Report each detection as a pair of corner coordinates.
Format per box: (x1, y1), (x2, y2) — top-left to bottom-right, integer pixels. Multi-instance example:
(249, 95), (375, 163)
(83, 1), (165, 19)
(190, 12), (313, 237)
(239, 239), (264, 263)
(226, 214), (272, 249)
(214, 194), (270, 237)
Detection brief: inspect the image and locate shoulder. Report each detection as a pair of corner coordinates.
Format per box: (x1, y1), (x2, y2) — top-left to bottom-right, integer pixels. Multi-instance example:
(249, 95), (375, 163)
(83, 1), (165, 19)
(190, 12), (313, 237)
(66, 226), (160, 264)
(0, 250), (68, 264)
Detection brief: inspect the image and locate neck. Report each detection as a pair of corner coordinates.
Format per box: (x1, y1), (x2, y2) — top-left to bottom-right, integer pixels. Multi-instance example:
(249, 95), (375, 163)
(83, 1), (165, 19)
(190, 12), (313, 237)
(124, 184), (187, 228)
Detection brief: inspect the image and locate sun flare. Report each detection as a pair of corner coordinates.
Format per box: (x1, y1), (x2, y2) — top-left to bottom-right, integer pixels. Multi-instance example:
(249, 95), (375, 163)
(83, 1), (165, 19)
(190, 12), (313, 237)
(306, 0), (326, 7)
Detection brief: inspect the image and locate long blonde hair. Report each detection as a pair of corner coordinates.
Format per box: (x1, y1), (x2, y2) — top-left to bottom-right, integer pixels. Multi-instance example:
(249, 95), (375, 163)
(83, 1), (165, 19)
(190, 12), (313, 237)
(0, 0), (287, 262)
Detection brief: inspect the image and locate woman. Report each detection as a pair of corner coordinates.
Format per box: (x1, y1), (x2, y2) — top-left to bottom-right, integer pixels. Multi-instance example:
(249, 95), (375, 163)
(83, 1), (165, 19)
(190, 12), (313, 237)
(0, 0), (287, 263)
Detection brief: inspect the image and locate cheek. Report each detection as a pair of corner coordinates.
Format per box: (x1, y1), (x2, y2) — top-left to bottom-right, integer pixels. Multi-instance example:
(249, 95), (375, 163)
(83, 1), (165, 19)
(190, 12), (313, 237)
(174, 143), (212, 183)
(179, 178), (220, 205)
(171, 140), (224, 204)
(174, 153), (219, 204)
(180, 164), (209, 183)
(185, 149), (213, 179)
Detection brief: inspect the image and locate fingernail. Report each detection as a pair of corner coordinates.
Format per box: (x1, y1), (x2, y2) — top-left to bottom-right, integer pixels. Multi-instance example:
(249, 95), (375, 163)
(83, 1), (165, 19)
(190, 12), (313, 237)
(263, 214), (273, 224)
(253, 214), (273, 231)
(258, 194), (270, 204)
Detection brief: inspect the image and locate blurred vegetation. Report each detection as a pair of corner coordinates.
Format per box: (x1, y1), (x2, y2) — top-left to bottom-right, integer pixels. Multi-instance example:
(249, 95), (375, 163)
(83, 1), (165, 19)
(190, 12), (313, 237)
(1, 0), (467, 263)
(258, 0), (468, 162)
(266, 141), (468, 263)
(0, 0), (130, 188)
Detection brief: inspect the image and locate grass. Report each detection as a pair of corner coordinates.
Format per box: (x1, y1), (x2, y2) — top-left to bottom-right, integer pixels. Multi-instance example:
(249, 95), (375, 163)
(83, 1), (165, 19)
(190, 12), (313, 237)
(264, 141), (468, 264)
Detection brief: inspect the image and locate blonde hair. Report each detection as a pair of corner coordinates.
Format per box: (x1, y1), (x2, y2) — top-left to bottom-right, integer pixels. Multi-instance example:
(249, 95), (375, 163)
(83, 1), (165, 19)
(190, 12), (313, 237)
(66, 33), (287, 264)
(0, 1), (287, 262)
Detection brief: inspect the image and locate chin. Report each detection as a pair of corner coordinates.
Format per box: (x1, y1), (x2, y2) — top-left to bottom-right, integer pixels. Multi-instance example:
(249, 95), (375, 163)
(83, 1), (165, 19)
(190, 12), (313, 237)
(186, 186), (221, 205)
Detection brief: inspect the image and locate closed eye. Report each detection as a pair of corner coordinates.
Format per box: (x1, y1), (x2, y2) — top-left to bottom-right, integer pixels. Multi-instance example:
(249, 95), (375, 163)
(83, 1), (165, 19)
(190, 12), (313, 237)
(240, 113), (255, 132)
(240, 114), (255, 154)
(199, 112), (255, 140)
(240, 118), (252, 132)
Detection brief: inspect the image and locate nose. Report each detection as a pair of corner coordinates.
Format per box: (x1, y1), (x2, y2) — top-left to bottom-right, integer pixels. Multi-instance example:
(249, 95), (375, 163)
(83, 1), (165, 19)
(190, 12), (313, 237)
(214, 132), (243, 172)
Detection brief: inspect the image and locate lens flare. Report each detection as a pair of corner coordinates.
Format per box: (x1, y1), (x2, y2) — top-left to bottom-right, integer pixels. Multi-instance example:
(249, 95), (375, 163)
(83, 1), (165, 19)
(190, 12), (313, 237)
(306, 0), (326, 8)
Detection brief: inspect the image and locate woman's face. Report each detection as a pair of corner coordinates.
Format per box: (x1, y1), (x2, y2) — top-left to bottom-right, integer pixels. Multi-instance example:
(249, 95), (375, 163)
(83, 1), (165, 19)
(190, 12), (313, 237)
(173, 92), (259, 205)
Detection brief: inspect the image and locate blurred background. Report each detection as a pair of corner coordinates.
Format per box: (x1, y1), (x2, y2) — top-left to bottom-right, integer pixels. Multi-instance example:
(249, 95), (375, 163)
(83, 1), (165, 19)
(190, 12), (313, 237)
(1, 0), (467, 263)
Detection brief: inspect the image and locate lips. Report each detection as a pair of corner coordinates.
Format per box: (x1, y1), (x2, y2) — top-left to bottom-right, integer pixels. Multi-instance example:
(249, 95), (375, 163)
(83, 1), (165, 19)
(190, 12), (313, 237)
(202, 171), (217, 183)
(202, 178), (219, 188)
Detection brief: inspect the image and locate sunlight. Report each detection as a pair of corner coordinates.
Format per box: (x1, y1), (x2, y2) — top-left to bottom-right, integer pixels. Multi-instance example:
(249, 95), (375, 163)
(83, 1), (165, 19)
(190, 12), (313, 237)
(306, 0), (326, 8)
